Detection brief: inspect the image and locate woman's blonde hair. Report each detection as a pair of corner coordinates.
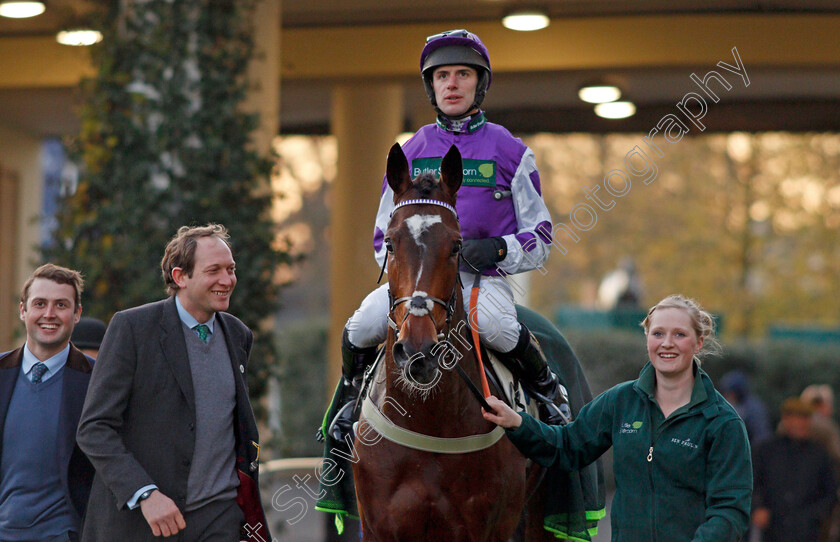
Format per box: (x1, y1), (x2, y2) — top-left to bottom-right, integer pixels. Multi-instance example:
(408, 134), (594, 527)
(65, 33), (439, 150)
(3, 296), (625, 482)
(641, 294), (720, 364)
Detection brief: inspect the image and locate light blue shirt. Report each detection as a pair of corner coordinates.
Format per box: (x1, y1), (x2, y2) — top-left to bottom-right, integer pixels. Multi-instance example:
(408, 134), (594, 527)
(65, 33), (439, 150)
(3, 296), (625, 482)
(128, 296), (218, 510)
(174, 296), (216, 338)
(21, 343), (70, 383)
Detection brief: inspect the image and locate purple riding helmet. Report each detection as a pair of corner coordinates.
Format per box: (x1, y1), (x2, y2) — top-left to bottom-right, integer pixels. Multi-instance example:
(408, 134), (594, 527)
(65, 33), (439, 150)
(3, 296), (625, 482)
(420, 29), (492, 117)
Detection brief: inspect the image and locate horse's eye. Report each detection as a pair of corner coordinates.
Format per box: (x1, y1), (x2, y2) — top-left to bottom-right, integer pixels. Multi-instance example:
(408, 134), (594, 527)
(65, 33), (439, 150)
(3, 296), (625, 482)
(451, 241), (462, 256)
(385, 239), (394, 253)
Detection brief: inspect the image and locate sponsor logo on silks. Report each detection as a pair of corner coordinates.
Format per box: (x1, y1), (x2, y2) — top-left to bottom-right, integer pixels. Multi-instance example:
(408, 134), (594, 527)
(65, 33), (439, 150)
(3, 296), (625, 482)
(619, 421), (644, 434)
(671, 437), (699, 449)
(411, 157), (497, 187)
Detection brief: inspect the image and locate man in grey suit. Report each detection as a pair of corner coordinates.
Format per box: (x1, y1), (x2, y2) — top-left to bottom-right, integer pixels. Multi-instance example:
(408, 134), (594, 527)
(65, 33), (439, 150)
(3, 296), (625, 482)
(77, 224), (271, 541)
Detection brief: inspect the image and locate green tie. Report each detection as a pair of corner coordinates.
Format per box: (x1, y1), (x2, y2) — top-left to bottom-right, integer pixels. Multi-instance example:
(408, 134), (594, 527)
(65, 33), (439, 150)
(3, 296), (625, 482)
(193, 324), (210, 343)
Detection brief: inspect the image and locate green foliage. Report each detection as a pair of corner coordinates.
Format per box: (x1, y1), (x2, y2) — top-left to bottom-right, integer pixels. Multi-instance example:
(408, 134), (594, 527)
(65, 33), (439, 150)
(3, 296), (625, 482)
(273, 318), (331, 457)
(44, 0), (289, 402)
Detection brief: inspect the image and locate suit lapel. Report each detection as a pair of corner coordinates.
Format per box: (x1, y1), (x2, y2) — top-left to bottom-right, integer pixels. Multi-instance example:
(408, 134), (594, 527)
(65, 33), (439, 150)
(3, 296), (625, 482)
(160, 297), (196, 408)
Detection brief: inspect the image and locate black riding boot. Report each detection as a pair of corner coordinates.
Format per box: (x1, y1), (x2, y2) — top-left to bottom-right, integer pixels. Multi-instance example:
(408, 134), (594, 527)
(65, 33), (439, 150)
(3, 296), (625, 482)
(500, 325), (572, 425)
(327, 329), (378, 441)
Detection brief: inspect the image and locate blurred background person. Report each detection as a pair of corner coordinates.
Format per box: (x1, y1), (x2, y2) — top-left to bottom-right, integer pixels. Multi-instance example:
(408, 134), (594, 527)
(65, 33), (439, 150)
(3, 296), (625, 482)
(596, 256), (643, 311)
(802, 384), (840, 542)
(71, 316), (107, 359)
(801, 384), (840, 467)
(752, 397), (838, 542)
(721, 370), (772, 446)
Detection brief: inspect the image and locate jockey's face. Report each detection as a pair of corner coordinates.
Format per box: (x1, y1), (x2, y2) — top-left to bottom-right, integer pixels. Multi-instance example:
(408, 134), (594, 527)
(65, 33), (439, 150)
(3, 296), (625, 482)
(432, 65), (478, 118)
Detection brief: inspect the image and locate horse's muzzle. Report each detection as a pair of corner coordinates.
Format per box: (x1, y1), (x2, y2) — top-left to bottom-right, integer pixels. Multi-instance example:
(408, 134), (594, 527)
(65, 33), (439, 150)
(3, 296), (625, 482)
(393, 339), (440, 386)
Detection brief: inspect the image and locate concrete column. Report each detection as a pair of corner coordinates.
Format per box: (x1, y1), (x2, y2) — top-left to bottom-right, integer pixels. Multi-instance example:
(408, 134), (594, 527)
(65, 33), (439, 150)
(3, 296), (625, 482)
(244, 0), (282, 437)
(327, 82), (403, 398)
(0, 162), (20, 350)
(0, 125), (42, 350)
(245, 0), (280, 157)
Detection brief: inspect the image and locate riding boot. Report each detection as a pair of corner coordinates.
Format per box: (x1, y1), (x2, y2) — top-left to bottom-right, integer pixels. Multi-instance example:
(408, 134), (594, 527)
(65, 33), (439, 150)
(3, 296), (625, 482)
(500, 325), (572, 425)
(327, 329), (378, 441)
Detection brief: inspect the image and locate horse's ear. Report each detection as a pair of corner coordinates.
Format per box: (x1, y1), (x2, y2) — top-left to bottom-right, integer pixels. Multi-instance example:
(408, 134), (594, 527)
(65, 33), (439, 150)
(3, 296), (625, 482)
(386, 143), (412, 197)
(440, 145), (462, 200)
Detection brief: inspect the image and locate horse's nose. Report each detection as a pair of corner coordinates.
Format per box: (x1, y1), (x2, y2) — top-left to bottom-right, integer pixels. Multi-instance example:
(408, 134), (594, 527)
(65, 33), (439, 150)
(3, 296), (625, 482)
(409, 296), (431, 315)
(392, 340), (414, 369)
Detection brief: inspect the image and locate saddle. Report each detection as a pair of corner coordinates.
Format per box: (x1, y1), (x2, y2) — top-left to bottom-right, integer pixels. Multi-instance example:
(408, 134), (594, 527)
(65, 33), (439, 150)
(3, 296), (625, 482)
(330, 336), (543, 444)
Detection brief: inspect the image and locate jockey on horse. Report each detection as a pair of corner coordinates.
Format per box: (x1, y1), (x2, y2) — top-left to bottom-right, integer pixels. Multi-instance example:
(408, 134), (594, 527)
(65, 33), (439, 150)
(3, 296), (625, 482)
(330, 29), (569, 440)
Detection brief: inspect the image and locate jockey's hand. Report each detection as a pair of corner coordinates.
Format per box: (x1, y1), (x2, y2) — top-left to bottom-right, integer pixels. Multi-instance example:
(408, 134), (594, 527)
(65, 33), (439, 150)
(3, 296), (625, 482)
(460, 237), (507, 273)
(482, 396), (522, 429)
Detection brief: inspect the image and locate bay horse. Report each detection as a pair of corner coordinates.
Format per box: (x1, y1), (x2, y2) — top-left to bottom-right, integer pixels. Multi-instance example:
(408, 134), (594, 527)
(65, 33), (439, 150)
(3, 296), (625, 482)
(353, 143), (551, 541)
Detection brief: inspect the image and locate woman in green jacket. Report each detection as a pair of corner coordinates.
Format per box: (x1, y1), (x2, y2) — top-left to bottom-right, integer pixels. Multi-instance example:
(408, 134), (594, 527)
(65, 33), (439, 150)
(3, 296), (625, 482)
(483, 294), (752, 541)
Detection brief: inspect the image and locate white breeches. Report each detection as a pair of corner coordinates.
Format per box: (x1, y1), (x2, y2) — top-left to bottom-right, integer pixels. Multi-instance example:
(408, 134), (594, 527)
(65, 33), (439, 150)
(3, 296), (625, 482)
(345, 271), (521, 353)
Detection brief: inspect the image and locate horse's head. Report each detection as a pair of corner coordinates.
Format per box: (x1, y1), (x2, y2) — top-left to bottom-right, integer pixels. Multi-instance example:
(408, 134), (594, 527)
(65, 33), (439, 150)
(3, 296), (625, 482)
(384, 142), (463, 391)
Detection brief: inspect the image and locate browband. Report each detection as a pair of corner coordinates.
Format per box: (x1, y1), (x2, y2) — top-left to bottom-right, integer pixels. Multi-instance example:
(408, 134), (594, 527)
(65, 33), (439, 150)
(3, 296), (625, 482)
(391, 198), (458, 219)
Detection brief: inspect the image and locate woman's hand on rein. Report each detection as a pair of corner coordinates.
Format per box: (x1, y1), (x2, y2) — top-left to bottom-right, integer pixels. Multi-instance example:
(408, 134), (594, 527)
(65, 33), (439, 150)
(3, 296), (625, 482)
(482, 396), (523, 429)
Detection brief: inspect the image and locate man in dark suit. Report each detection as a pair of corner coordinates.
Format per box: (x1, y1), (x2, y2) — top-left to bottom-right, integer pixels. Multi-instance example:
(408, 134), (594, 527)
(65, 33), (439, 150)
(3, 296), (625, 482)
(0, 263), (94, 541)
(77, 224), (271, 542)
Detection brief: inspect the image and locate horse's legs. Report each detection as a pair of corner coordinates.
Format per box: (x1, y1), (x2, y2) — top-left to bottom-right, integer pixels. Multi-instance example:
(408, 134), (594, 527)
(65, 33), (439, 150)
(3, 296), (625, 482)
(522, 469), (555, 542)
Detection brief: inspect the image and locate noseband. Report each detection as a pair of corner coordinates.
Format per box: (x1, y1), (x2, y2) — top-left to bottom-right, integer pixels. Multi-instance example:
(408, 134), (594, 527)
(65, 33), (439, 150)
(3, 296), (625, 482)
(383, 198), (461, 341)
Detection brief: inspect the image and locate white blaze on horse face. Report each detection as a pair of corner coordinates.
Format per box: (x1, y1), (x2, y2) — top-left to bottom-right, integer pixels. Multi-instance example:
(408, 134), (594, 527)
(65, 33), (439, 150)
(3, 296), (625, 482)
(404, 214), (443, 287)
(405, 214), (442, 246)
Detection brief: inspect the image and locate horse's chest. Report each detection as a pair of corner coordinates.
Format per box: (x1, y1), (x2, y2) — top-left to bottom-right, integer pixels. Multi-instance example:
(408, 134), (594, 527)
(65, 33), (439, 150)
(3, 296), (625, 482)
(366, 456), (515, 537)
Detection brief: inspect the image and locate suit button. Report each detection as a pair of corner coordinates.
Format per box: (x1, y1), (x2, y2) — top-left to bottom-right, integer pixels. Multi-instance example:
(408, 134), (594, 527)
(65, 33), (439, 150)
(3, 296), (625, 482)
(189, 423), (195, 431)
(182, 459), (191, 466)
(239, 365), (245, 374)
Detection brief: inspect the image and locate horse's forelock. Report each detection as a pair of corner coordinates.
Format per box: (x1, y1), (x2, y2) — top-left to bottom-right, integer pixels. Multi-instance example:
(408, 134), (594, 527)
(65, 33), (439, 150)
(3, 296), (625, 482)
(404, 173), (448, 201)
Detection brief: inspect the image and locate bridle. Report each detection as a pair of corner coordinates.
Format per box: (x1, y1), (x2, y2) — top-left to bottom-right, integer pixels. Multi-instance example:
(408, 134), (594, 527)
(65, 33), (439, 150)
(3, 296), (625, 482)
(369, 196), (499, 438)
(382, 198), (462, 341)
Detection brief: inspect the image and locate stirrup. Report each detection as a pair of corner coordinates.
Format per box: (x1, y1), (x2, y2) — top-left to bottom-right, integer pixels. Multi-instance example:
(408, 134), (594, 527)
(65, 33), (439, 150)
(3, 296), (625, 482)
(524, 377), (572, 426)
(328, 399), (359, 442)
(539, 400), (572, 426)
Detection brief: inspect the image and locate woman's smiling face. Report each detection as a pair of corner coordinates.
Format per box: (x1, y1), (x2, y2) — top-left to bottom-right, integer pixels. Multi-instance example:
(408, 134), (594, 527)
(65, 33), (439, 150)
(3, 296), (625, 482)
(646, 307), (704, 380)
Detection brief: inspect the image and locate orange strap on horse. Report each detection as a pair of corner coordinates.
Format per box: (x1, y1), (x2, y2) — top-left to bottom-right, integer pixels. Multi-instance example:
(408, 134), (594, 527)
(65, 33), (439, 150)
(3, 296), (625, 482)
(469, 275), (492, 399)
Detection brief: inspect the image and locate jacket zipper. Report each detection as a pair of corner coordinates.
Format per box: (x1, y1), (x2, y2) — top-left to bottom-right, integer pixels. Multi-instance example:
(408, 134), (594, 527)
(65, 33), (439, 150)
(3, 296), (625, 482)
(646, 404), (701, 542)
(647, 406), (657, 542)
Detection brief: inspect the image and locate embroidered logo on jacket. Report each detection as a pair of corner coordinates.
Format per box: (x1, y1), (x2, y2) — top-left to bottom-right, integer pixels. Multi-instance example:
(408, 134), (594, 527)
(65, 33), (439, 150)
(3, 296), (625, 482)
(619, 421), (644, 434)
(411, 157), (497, 187)
(671, 437), (699, 449)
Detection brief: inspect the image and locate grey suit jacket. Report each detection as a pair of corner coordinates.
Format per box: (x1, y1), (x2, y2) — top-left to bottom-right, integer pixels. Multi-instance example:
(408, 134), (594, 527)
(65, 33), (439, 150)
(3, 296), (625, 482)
(76, 296), (269, 541)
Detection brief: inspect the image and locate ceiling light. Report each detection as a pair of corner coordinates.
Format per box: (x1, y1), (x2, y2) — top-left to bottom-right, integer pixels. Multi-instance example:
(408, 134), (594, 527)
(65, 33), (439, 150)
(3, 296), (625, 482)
(56, 29), (103, 46)
(578, 85), (622, 104)
(594, 101), (637, 119)
(502, 11), (549, 32)
(0, 1), (45, 18)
